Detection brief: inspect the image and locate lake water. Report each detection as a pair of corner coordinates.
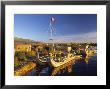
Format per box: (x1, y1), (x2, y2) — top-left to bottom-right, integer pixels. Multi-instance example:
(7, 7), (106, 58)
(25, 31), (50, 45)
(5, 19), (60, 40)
(25, 54), (97, 76)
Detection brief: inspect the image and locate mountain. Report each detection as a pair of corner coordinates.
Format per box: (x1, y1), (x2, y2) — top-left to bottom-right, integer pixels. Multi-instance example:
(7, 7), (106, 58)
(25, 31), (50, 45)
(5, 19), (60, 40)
(14, 37), (43, 45)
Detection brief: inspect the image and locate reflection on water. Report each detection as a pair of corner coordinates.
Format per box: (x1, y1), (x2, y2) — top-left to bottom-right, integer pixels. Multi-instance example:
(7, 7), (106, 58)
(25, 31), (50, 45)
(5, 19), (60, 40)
(25, 54), (97, 76)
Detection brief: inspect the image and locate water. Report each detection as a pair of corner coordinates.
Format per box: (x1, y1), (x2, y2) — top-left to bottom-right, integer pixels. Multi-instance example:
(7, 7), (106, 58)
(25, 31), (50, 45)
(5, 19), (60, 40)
(25, 54), (97, 76)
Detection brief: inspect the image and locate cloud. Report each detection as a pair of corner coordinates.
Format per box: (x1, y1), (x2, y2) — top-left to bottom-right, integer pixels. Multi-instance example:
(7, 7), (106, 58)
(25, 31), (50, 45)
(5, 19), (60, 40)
(52, 31), (97, 43)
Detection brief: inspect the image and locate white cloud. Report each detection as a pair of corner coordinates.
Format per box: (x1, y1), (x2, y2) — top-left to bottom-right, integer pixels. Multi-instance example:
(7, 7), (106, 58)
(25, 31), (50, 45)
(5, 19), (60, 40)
(52, 31), (97, 43)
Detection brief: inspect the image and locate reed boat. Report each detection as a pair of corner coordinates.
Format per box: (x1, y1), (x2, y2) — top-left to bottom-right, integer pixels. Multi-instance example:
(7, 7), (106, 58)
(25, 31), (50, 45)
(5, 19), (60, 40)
(86, 50), (97, 58)
(36, 57), (50, 66)
(50, 54), (81, 68)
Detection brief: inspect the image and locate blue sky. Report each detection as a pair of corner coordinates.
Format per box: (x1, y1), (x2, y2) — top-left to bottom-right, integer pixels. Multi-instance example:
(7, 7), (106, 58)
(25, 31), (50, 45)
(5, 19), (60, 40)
(14, 14), (97, 43)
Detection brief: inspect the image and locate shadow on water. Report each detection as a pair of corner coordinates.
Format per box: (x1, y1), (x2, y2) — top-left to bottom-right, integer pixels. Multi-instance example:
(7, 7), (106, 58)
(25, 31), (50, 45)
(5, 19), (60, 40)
(25, 54), (97, 76)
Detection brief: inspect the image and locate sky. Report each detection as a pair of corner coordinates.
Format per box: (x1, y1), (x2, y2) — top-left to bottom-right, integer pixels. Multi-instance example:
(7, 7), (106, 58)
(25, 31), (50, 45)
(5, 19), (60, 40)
(14, 14), (97, 43)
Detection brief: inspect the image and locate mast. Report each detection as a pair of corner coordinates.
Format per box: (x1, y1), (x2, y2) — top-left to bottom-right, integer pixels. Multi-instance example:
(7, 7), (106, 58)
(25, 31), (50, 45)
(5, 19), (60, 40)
(49, 17), (55, 51)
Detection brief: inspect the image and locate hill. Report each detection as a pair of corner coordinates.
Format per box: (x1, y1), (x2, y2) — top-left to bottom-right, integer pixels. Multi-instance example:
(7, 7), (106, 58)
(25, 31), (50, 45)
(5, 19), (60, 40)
(14, 37), (43, 45)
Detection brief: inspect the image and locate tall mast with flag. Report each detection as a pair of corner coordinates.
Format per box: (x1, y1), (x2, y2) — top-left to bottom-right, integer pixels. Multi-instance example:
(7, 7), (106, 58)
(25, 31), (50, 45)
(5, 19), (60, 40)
(49, 17), (55, 51)
(49, 17), (55, 40)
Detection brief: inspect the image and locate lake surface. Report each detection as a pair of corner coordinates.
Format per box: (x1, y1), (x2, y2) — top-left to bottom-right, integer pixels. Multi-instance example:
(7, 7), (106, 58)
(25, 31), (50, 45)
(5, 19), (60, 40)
(25, 54), (97, 76)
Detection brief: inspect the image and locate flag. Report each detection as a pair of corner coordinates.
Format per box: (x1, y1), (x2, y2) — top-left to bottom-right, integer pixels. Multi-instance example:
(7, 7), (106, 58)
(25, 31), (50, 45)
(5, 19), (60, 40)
(50, 17), (55, 22)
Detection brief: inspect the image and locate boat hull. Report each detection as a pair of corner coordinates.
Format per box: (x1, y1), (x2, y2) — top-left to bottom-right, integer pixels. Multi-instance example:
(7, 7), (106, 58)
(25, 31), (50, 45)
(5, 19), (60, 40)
(36, 59), (48, 66)
(50, 55), (81, 68)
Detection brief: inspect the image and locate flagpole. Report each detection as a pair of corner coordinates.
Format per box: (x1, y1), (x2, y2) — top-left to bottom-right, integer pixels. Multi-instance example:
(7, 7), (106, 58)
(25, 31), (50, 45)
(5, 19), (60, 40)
(49, 17), (54, 53)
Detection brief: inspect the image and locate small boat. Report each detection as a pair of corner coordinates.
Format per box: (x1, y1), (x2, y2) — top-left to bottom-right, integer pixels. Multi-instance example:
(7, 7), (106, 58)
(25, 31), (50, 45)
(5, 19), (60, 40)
(36, 57), (50, 66)
(50, 54), (81, 68)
